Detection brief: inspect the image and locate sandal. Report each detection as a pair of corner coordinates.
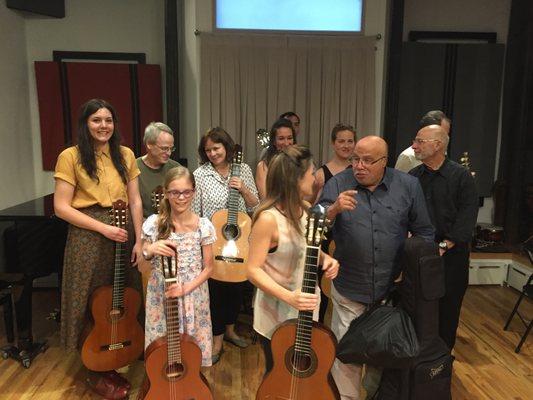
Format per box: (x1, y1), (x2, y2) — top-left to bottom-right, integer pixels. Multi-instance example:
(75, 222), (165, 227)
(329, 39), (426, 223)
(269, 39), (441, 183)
(212, 347), (224, 365)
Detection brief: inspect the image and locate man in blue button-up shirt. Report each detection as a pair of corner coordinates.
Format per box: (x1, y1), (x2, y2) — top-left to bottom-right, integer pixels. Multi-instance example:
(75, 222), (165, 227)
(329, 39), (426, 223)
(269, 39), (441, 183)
(318, 135), (434, 400)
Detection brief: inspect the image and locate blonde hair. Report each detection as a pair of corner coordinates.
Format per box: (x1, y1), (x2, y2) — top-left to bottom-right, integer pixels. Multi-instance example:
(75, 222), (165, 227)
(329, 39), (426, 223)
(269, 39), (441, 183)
(253, 145), (313, 234)
(157, 166), (195, 239)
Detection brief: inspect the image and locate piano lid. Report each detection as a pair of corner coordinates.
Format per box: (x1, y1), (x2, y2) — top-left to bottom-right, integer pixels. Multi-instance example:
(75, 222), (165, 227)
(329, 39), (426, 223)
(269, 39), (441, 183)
(0, 194), (56, 221)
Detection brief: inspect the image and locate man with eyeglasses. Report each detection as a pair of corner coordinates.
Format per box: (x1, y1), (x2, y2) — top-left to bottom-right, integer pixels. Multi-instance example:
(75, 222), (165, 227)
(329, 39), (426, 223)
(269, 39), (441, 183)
(395, 110), (451, 173)
(318, 135), (434, 400)
(409, 124), (478, 351)
(136, 122), (181, 289)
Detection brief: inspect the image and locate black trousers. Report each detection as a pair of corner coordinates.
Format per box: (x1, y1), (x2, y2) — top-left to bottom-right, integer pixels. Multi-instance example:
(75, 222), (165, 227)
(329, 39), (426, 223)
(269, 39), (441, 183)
(439, 246), (470, 350)
(208, 279), (245, 336)
(258, 334), (274, 375)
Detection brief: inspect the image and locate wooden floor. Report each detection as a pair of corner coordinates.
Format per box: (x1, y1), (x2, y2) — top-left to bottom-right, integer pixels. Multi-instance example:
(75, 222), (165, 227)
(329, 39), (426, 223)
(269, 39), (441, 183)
(0, 285), (531, 399)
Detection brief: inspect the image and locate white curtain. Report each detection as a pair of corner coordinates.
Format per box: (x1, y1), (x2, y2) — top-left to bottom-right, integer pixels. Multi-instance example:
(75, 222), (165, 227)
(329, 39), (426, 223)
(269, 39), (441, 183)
(200, 33), (376, 168)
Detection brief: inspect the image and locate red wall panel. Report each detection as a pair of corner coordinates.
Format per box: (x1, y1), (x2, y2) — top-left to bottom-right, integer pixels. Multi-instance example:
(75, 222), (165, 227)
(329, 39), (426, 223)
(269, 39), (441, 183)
(35, 61), (163, 169)
(66, 63), (134, 149)
(137, 64), (163, 154)
(35, 61), (65, 171)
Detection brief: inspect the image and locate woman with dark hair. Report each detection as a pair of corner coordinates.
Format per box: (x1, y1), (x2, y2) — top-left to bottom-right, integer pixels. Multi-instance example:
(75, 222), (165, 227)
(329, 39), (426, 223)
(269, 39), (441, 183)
(312, 123), (357, 203)
(255, 118), (295, 199)
(247, 145), (339, 373)
(54, 99), (143, 399)
(192, 127), (259, 364)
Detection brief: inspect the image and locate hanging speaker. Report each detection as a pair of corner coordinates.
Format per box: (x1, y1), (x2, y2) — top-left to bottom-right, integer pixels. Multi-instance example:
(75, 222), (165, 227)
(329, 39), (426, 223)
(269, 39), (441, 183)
(6, 0), (65, 18)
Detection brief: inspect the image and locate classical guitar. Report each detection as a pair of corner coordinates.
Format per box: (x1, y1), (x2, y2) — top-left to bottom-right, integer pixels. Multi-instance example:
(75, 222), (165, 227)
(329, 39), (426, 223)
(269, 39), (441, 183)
(211, 144), (251, 282)
(151, 185), (164, 214)
(81, 200), (144, 371)
(143, 254), (213, 400)
(256, 205), (340, 400)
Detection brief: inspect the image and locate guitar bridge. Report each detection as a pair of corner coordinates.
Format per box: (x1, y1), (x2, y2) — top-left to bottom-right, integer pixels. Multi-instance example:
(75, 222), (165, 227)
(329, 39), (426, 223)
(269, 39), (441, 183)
(215, 255), (244, 263)
(100, 340), (132, 351)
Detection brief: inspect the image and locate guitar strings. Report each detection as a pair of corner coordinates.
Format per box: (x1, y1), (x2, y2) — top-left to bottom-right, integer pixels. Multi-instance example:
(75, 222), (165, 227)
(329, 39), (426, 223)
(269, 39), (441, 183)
(289, 244), (320, 399)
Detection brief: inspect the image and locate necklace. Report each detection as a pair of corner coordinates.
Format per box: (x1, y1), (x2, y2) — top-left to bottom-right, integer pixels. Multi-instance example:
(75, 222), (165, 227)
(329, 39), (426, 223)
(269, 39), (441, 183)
(215, 164), (231, 181)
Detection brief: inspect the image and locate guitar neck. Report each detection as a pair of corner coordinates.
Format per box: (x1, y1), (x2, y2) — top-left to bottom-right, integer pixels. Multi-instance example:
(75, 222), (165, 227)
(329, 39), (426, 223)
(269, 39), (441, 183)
(227, 163), (242, 225)
(295, 245), (320, 354)
(163, 257), (182, 364)
(165, 294), (182, 364)
(111, 242), (126, 309)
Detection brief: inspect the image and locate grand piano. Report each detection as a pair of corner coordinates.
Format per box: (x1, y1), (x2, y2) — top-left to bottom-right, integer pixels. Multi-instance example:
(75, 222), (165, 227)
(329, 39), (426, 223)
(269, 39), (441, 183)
(0, 194), (67, 367)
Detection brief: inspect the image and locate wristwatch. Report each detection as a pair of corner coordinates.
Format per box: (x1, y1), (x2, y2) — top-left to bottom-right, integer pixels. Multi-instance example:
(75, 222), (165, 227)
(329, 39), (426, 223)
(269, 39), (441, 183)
(142, 249), (152, 260)
(438, 241), (448, 251)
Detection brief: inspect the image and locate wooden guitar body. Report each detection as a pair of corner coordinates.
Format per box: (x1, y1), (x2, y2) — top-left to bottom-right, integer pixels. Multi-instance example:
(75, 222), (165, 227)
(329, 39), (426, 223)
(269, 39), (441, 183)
(144, 334), (213, 400)
(256, 319), (340, 400)
(81, 285), (144, 371)
(211, 209), (251, 282)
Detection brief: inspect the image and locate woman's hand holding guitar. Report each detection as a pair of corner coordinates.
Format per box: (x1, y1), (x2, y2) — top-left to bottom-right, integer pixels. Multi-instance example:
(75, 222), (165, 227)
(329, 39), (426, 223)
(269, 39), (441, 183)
(288, 289), (319, 311)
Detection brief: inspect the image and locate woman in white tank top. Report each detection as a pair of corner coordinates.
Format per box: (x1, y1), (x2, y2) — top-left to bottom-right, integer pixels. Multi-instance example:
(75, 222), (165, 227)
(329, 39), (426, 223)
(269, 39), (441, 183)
(247, 145), (339, 374)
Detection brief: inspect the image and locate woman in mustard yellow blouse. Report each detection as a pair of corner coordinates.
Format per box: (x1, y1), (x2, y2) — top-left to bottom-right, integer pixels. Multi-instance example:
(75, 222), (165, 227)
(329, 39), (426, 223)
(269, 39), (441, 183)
(54, 99), (143, 399)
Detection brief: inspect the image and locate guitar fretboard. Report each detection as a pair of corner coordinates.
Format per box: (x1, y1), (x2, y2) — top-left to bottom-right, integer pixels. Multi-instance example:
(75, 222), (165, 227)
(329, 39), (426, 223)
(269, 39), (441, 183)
(227, 162), (242, 226)
(294, 246), (320, 355)
(163, 256), (182, 364)
(111, 242), (126, 309)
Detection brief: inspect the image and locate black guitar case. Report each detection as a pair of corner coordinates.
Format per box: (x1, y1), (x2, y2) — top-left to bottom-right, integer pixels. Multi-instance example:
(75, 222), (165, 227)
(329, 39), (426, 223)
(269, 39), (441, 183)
(376, 237), (453, 400)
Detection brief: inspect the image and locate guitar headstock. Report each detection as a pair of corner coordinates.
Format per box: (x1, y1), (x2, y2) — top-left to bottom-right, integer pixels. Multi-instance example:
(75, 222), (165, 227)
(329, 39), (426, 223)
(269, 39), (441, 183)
(110, 200), (128, 230)
(151, 185), (164, 213)
(162, 254), (178, 281)
(459, 151), (476, 178)
(233, 144), (243, 165)
(256, 128), (270, 149)
(305, 204), (329, 247)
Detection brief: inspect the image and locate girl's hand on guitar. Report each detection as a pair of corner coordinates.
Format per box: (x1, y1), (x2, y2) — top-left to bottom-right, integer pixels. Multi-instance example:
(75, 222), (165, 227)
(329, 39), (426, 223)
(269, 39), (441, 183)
(288, 289), (319, 311)
(322, 254), (339, 280)
(165, 282), (190, 298)
(229, 177), (244, 192)
(101, 225), (128, 242)
(149, 240), (176, 257)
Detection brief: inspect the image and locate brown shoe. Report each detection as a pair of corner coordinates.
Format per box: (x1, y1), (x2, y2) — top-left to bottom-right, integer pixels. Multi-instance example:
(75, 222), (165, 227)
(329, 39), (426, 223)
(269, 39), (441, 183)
(86, 372), (129, 400)
(102, 370), (131, 391)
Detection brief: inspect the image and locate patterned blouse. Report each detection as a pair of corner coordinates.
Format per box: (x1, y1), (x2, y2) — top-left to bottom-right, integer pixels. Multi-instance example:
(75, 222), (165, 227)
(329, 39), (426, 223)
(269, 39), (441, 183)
(192, 162), (259, 220)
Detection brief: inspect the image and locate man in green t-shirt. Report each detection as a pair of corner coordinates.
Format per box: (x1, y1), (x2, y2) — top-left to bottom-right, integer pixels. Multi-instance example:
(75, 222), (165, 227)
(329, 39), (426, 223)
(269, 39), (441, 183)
(136, 122), (181, 218)
(136, 122), (181, 294)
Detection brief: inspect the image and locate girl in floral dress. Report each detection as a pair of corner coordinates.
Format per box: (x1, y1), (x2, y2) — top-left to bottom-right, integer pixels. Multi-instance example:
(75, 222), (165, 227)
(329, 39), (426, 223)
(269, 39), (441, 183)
(141, 166), (215, 366)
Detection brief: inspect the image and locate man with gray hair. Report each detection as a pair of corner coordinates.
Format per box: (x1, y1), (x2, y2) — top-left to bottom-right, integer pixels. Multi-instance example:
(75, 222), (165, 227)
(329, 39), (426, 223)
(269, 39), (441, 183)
(409, 124), (478, 350)
(395, 110), (451, 172)
(137, 122), (181, 292)
(136, 122), (181, 219)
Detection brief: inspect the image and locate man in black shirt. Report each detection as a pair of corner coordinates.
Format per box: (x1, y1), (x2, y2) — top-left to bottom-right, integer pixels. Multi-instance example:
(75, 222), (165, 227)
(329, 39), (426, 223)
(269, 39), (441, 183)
(409, 124), (478, 350)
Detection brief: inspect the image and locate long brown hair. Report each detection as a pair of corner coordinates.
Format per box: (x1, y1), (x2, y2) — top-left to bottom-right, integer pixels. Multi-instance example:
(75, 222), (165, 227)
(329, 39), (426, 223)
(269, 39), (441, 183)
(77, 99), (128, 184)
(157, 166), (196, 239)
(253, 145), (313, 234)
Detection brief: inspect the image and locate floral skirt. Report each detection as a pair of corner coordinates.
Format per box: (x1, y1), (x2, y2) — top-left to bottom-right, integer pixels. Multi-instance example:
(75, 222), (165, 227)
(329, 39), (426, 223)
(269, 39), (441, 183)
(59, 205), (141, 351)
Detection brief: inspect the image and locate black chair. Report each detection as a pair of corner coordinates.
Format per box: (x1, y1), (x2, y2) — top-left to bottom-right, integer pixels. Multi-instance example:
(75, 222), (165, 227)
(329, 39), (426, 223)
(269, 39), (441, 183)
(503, 238), (533, 353)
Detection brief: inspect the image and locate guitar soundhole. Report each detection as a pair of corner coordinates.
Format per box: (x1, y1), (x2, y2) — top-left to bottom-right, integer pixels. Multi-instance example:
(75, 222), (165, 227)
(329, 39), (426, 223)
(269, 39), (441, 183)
(108, 308), (123, 322)
(166, 362), (184, 379)
(284, 346), (317, 378)
(222, 223), (240, 241)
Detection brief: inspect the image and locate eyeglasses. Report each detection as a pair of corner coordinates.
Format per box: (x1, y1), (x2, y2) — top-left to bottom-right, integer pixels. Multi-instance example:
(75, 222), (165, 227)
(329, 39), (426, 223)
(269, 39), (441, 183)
(349, 156), (386, 167)
(155, 145), (176, 153)
(166, 189), (195, 199)
(412, 138), (440, 145)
